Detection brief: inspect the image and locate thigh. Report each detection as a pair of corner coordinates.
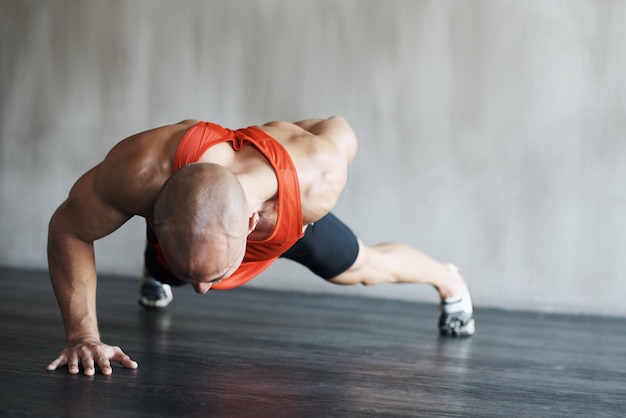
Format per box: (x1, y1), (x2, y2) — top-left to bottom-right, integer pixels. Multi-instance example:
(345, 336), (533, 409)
(280, 213), (360, 279)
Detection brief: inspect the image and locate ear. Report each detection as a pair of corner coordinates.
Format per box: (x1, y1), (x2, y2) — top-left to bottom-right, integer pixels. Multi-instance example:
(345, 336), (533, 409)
(248, 212), (260, 234)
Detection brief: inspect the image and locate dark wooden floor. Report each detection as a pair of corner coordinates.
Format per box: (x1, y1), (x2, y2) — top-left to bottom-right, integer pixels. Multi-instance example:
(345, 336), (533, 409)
(1, 267), (625, 418)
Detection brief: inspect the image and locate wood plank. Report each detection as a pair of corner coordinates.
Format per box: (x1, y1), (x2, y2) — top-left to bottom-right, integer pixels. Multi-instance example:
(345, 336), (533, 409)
(0, 267), (624, 417)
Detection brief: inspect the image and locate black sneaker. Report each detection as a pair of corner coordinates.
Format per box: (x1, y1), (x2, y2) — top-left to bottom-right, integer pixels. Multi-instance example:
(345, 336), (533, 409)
(138, 275), (174, 309)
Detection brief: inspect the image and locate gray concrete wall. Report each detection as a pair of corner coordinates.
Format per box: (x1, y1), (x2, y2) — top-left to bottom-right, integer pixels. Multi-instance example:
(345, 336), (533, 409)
(1, 0), (625, 316)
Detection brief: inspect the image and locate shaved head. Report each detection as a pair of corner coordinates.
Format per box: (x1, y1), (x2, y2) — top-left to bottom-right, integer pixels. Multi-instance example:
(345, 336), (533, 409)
(153, 163), (249, 282)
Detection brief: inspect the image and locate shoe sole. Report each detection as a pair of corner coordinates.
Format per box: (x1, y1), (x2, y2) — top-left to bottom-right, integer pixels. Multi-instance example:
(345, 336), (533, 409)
(439, 318), (475, 337)
(138, 296), (173, 310)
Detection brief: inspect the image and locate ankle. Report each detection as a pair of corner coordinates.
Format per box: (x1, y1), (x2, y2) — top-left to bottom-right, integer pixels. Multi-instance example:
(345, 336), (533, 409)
(436, 264), (468, 301)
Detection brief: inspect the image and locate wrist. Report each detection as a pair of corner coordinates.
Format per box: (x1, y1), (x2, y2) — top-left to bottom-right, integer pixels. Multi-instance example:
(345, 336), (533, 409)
(67, 333), (101, 346)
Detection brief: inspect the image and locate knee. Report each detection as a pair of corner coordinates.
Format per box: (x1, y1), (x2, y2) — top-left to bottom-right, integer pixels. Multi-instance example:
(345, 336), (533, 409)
(327, 248), (381, 287)
(328, 244), (395, 287)
(328, 269), (363, 286)
(328, 268), (384, 287)
(324, 241), (363, 285)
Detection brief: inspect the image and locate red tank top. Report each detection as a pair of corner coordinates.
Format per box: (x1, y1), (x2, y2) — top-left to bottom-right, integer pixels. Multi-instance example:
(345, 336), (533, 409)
(147, 122), (304, 290)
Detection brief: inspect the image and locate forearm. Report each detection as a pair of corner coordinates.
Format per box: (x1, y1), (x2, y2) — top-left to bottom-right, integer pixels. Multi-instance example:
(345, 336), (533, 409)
(48, 220), (100, 345)
(47, 232), (139, 376)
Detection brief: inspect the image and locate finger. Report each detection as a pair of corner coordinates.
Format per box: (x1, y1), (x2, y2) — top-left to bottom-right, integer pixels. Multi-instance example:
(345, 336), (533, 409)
(94, 354), (113, 375)
(67, 352), (80, 375)
(110, 346), (138, 370)
(46, 353), (68, 371)
(80, 352), (96, 376)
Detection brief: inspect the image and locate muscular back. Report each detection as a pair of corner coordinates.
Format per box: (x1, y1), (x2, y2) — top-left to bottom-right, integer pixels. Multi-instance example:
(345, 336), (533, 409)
(255, 117), (358, 224)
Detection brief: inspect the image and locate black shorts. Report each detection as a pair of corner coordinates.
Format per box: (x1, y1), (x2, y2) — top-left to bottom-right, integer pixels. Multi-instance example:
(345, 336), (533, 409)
(280, 212), (360, 279)
(144, 212), (360, 284)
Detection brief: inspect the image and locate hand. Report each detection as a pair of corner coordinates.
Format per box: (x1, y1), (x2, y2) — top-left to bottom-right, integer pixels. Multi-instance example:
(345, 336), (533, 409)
(47, 340), (138, 376)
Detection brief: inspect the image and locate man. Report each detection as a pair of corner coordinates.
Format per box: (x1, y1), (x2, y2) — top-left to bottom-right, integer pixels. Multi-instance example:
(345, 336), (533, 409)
(46, 117), (475, 376)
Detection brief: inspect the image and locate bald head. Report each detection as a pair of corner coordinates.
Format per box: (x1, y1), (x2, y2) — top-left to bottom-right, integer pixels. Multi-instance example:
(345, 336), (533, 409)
(153, 163), (250, 283)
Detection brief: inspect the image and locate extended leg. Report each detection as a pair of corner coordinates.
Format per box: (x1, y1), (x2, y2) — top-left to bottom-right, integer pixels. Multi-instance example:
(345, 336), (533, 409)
(329, 240), (475, 336)
(329, 241), (464, 296)
(281, 214), (475, 336)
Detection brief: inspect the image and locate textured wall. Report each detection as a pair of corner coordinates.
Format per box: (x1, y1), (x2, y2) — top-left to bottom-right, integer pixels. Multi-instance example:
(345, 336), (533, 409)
(1, 0), (625, 315)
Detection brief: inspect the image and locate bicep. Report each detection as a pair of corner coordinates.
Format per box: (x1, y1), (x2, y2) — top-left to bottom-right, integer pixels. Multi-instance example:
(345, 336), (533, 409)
(50, 166), (132, 243)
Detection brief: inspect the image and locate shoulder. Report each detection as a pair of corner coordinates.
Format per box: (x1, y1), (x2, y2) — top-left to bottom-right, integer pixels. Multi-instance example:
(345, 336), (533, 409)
(257, 116), (358, 164)
(255, 117), (357, 222)
(94, 121), (196, 216)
